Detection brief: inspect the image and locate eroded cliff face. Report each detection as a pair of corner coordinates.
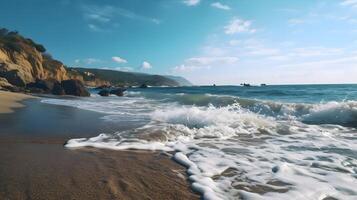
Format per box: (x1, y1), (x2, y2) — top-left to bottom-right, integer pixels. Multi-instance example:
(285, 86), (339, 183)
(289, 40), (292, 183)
(0, 45), (69, 86)
(0, 30), (120, 96)
(42, 57), (69, 81)
(0, 32), (107, 88)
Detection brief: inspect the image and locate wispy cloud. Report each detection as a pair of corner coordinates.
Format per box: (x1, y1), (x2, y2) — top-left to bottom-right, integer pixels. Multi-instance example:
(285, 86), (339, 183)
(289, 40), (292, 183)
(186, 56), (239, 65)
(341, 0), (357, 8)
(211, 2), (231, 10)
(224, 18), (256, 34)
(112, 56), (128, 64)
(75, 58), (102, 65)
(289, 47), (343, 57)
(183, 0), (200, 6)
(81, 4), (160, 31)
(114, 66), (133, 72)
(288, 18), (305, 25)
(87, 24), (107, 32)
(173, 64), (206, 72)
(173, 56), (239, 73)
(141, 61), (152, 69)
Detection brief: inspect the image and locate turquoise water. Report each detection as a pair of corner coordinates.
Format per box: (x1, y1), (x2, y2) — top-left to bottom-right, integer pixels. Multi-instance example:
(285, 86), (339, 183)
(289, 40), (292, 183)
(44, 84), (357, 200)
(128, 84), (357, 104)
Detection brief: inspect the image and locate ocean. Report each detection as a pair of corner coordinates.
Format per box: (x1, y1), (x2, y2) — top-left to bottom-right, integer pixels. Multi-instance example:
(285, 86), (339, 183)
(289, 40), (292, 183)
(41, 84), (357, 200)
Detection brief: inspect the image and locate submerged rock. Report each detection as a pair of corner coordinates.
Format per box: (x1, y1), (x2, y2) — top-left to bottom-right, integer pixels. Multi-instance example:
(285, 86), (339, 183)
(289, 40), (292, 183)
(61, 79), (90, 97)
(95, 85), (111, 90)
(139, 83), (148, 88)
(98, 89), (110, 96)
(109, 88), (126, 96)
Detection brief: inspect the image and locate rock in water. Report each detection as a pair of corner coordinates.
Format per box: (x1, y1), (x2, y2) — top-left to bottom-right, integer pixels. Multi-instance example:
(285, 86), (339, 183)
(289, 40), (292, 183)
(61, 79), (90, 97)
(139, 83), (148, 88)
(110, 88), (126, 96)
(98, 89), (110, 96)
(95, 85), (111, 90)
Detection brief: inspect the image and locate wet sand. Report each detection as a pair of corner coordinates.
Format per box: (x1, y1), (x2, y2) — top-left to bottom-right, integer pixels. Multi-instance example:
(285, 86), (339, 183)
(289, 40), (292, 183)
(0, 91), (35, 114)
(0, 93), (199, 200)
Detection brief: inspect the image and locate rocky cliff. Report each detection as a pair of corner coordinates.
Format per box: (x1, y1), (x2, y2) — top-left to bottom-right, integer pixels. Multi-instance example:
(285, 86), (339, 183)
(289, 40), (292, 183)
(0, 31), (69, 86)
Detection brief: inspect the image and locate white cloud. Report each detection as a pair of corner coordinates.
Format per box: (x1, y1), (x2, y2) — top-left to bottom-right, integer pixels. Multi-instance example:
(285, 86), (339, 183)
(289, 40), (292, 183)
(82, 4), (161, 31)
(183, 0), (200, 6)
(75, 58), (101, 65)
(229, 40), (241, 46)
(173, 64), (206, 72)
(141, 61), (152, 69)
(290, 47), (343, 57)
(341, 0), (357, 8)
(151, 18), (161, 24)
(288, 18), (305, 25)
(112, 56), (128, 64)
(211, 2), (231, 10)
(186, 56), (239, 65)
(86, 13), (111, 23)
(173, 56), (239, 73)
(224, 18), (256, 34)
(88, 24), (103, 32)
(247, 48), (281, 56)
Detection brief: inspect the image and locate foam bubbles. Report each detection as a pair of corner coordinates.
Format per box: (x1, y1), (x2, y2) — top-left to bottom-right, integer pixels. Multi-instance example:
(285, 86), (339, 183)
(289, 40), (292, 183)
(42, 92), (357, 200)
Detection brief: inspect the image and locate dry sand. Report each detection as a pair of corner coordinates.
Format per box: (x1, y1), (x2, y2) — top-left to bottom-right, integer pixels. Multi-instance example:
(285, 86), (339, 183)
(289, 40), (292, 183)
(0, 91), (35, 113)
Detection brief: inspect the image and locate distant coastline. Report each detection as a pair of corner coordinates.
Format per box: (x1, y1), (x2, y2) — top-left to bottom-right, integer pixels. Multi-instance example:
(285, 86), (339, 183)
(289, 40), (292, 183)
(0, 28), (191, 97)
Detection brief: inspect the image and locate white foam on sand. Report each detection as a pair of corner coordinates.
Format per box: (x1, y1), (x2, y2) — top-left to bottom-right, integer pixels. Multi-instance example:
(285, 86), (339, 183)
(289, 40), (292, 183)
(42, 96), (357, 200)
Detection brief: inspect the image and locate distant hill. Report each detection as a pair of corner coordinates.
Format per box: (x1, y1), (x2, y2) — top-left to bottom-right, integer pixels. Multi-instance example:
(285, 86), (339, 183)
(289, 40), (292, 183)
(69, 67), (191, 87)
(165, 75), (192, 86)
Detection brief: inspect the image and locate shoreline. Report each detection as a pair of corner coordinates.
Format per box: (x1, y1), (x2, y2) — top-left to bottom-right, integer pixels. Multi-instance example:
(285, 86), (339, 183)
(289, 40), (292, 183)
(0, 91), (36, 114)
(0, 92), (199, 200)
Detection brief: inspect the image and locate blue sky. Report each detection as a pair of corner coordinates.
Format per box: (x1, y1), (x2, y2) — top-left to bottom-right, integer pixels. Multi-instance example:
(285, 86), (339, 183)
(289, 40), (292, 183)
(1, 0), (357, 85)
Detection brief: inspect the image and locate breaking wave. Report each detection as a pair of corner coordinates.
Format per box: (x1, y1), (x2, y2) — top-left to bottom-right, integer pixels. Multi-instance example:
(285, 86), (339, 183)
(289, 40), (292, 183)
(42, 88), (357, 200)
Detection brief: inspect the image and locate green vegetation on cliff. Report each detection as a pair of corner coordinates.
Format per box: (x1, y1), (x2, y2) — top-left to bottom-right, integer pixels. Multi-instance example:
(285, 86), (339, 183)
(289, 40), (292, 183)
(0, 28), (46, 53)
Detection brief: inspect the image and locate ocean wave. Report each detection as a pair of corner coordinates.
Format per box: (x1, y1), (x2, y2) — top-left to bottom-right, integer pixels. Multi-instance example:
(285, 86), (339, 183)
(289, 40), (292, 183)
(142, 92), (357, 127)
(40, 87), (357, 199)
(65, 102), (357, 200)
(41, 91), (357, 128)
(301, 101), (357, 126)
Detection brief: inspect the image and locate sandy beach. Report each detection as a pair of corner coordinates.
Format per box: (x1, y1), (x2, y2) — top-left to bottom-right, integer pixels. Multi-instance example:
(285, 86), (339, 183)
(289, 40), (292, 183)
(0, 92), (198, 200)
(0, 91), (35, 114)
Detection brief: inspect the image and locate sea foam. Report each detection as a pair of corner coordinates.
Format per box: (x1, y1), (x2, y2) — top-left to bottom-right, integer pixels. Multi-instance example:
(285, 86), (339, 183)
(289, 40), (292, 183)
(42, 91), (357, 200)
